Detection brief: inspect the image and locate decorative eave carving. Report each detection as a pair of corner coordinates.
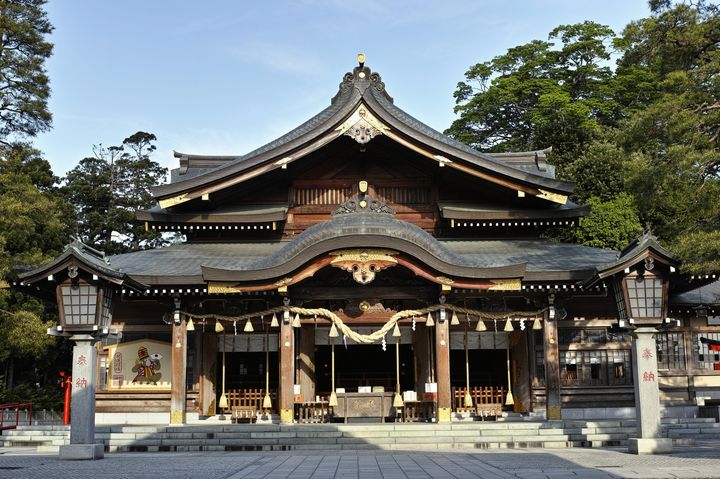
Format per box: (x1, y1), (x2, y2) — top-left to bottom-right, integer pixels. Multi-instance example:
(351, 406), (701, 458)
(337, 104), (389, 145)
(329, 249), (399, 285)
(332, 187), (395, 216)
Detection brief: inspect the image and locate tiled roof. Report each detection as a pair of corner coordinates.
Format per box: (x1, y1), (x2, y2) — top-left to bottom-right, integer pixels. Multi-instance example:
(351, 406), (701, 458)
(152, 64), (575, 199)
(441, 240), (617, 273)
(108, 233), (616, 283)
(671, 280), (720, 306)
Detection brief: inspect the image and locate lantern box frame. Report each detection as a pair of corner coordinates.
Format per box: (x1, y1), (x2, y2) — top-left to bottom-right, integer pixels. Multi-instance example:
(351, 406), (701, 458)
(55, 277), (112, 333)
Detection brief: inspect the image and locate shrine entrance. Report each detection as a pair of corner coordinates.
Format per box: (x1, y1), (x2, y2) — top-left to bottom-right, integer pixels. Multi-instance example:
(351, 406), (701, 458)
(314, 343), (415, 393)
(216, 333), (279, 421)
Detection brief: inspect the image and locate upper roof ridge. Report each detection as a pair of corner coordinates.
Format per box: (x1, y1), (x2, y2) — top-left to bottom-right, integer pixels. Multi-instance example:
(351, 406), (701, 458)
(331, 54), (393, 105)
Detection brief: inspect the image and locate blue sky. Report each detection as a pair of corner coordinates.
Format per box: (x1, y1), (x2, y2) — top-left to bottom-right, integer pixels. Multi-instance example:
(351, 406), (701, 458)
(38, 1), (651, 177)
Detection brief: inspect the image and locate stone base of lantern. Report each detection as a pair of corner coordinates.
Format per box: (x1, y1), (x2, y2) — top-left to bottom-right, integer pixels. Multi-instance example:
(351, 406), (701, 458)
(59, 443), (105, 460)
(628, 437), (672, 455)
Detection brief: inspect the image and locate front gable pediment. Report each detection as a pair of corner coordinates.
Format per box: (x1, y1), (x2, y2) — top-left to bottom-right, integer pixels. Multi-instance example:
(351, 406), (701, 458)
(151, 62), (576, 212)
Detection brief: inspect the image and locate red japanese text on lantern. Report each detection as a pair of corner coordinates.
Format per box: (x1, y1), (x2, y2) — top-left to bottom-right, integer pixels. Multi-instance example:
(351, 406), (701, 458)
(77, 355), (87, 366)
(642, 371), (655, 382)
(641, 348), (653, 360)
(75, 377), (88, 389)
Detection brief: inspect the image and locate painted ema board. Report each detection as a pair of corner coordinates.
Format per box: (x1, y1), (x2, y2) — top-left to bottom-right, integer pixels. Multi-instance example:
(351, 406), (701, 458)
(104, 339), (172, 390)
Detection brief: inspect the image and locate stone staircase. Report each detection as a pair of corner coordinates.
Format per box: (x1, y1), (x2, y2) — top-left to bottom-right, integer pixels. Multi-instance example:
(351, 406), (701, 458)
(2, 418), (719, 453)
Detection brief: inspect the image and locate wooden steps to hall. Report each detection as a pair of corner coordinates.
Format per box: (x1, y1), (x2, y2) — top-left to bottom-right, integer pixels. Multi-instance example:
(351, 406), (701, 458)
(3, 418), (719, 453)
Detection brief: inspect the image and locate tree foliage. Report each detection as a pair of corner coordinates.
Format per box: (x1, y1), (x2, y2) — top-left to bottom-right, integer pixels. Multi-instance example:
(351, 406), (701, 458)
(573, 193), (644, 250)
(62, 132), (167, 255)
(446, 21), (616, 169)
(448, 1), (720, 273)
(0, 145), (70, 389)
(0, 0), (53, 143)
(0, 144), (71, 277)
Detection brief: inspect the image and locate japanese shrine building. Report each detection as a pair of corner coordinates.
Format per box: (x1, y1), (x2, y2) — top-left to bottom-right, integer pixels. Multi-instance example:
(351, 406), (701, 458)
(17, 58), (720, 428)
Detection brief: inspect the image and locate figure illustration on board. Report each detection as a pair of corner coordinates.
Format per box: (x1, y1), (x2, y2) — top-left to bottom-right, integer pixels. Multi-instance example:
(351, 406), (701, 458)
(131, 346), (163, 384)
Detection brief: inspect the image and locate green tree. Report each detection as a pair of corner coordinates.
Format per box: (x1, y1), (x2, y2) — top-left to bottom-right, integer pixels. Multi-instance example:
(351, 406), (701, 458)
(0, 0), (53, 143)
(615, 1), (720, 269)
(0, 144), (71, 389)
(445, 21), (616, 169)
(0, 145), (70, 275)
(62, 132), (167, 254)
(449, 2), (720, 268)
(563, 140), (626, 203)
(573, 193), (644, 250)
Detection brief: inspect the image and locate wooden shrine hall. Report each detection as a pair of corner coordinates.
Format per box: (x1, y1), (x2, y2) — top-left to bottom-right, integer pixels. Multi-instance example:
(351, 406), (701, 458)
(17, 57), (719, 430)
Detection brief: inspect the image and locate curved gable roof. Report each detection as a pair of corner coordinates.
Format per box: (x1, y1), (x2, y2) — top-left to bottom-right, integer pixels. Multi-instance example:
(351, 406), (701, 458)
(201, 212), (527, 282)
(152, 63), (575, 203)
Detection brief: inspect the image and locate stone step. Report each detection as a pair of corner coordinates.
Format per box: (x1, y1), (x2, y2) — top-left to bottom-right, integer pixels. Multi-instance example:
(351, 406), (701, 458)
(13, 425), (69, 431)
(5, 419), (720, 452)
(4, 430), (70, 437)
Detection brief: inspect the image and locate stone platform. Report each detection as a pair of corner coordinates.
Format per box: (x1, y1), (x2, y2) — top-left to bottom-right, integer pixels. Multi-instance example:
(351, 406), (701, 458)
(2, 418), (719, 453)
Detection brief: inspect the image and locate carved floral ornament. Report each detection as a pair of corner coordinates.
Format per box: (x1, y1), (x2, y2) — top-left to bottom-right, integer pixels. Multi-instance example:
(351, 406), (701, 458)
(337, 105), (389, 145)
(329, 249), (398, 285)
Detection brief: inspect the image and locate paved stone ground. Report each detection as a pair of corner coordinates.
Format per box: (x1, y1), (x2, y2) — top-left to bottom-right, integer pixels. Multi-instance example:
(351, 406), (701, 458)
(3, 442), (720, 478)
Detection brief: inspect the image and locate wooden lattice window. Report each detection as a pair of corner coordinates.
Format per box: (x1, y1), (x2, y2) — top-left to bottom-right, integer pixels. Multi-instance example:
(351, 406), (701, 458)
(375, 186), (429, 204)
(293, 187), (352, 206)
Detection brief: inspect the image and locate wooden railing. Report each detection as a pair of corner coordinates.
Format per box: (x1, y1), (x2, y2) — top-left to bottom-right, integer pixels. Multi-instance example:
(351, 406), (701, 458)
(452, 386), (505, 418)
(223, 388), (276, 415)
(0, 402), (33, 430)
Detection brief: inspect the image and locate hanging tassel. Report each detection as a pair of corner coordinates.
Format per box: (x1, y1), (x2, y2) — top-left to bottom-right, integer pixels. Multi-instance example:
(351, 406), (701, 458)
(504, 318), (514, 332)
(393, 338), (403, 408)
(186, 318), (195, 331)
(328, 343), (338, 406)
(381, 337), (387, 351)
(426, 312), (435, 327)
(218, 342), (228, 409)
(412, 316), (416, 331)
(392, 322), (401, 337)
(532, 317), (542, 330)
(263, 330), (272, 409)
(271, 313), (279, 327)
(450, 311), (460, 325)
(215, 320), (224, 333)
(476, 320), (487, 332)
(244, 318), (254, 332)
(233, 320), (237, 336)
(329, 322), (339, 338)
(292, 313), (301, 328)
(464, 322), (473, 408)
(505, 344), (514, 406)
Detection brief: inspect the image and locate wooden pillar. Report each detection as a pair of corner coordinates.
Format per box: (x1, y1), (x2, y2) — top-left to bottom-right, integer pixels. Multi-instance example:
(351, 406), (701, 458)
(278, 317), (294, 423)
(510, 330), (530, 413)
(170, 318), (187, 424)
(298, 325), (315, 402)
(199, 331), (217, 416)
(413, 326), (430, 398)
(435, 317), (451, 422)
(543, 314), (561, 420)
